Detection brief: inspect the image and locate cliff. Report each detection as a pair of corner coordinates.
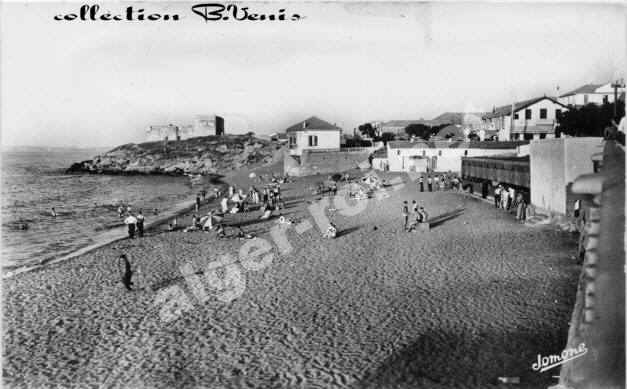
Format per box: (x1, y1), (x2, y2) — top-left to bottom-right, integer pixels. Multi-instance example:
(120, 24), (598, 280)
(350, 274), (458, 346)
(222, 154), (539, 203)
(67, 134), (283, 175)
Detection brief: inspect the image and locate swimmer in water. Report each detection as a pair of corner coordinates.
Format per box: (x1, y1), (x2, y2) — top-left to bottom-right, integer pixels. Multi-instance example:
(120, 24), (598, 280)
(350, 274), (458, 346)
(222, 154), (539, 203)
(51, 207), (57, 217)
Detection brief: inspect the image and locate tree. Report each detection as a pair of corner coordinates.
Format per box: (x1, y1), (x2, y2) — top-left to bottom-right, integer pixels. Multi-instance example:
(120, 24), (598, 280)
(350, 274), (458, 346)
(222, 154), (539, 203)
(557, 101), (625, 137)
(358, 123), (376, 138)
(405, 123), (451, 140)
(379, 132), (396, 143)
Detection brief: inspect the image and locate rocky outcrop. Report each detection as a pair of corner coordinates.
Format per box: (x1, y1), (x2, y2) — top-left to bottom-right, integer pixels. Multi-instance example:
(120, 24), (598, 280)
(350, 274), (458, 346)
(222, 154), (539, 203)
(67, 135), (283, 176)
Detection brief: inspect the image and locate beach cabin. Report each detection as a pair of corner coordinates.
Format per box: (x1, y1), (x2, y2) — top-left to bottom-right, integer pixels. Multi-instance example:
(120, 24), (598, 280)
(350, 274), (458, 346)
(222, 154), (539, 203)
(482, 96), (569, 141)
(286, 116), (342, 156)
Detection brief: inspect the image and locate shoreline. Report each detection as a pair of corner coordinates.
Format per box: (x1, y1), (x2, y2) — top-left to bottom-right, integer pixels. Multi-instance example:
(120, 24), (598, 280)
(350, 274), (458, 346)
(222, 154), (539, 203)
(2, 179), (228, 279)
(2, 158), (283, 279)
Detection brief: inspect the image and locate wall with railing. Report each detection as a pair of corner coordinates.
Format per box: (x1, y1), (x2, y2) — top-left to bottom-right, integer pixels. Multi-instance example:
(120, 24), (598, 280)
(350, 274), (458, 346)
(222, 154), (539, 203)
(557, 140), (625, 388)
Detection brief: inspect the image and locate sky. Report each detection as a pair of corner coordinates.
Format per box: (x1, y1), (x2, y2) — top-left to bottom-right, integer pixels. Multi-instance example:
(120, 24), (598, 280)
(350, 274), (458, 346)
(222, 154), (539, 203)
(1, 1), (625, 148)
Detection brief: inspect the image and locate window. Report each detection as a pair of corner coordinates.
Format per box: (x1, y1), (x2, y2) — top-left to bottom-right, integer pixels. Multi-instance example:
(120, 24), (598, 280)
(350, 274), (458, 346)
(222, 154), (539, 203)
(289, 136), (296, 148)
(555, 109), (562, 119)
(422, 150), (426, 156)
(514, 113), (519, 120)
(308, 135), (318, 147)
(584, 94), (589, 104)
(540, 133), (546, 139)
(464, 150), (468, 156)
(438, 150), (442, 156)
(525, 109), (532, 120)
(397, 150), (401, 156)
(540, 109), (547, 119)
(603, 95), (609, 104)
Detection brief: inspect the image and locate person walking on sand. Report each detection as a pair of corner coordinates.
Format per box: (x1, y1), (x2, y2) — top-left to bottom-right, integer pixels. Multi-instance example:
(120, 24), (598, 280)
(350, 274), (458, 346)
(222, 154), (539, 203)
(118, 205), (124, 218)
(419, 176), (424, 192)
(124, 213), (138, 239)
(136, 210), (145, 237)
(118, 254), (134, 291)
(427, 176), (433, 192)
(402, 201), (409, 231)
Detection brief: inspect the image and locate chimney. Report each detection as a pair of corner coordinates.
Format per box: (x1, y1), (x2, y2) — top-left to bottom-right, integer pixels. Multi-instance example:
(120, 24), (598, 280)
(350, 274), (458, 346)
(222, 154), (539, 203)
(302, 121), (307, 129)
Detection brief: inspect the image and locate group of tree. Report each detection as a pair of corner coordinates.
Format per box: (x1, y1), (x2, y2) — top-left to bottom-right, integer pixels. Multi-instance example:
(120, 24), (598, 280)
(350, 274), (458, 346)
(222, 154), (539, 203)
(404, 123), (451, 140)
(557, 101), (625, 137)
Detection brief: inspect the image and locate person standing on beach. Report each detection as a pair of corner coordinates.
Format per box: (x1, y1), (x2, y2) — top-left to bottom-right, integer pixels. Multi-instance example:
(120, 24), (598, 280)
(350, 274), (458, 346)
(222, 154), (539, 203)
(427, 176), (433, 192)
(494, 185), (501, 208)
(419, 176), (424, 192)
(136, 210), (145, 237)
(118, 254), (134, 291)
(118, 205), (124, 218)
(124, 213), (138, 239)
(402, 201), (409, 231)
(196, 195), (201, 212)
(412, 200), (418, 215)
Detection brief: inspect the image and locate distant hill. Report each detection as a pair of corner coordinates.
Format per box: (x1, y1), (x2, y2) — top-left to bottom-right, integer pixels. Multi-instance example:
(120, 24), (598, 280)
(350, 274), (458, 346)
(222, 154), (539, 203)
(66, 134), (284, 175)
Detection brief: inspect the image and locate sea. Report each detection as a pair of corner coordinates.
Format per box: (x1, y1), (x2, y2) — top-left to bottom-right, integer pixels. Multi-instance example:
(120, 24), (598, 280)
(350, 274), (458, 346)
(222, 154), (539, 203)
(1, 148), (209, 270)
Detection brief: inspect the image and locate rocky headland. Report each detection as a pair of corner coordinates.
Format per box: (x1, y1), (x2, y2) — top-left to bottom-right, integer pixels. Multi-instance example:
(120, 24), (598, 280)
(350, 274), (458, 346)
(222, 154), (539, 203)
(66, 134), (283, 175)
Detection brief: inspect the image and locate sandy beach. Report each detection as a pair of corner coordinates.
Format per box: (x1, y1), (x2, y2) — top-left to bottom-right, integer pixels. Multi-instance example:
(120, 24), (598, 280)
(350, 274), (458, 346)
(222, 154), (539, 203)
(3, 168), (581, 389)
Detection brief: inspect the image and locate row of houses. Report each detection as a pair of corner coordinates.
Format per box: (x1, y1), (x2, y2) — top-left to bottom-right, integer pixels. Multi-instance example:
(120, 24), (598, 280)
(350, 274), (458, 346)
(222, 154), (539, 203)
(372, 81), (625, 142)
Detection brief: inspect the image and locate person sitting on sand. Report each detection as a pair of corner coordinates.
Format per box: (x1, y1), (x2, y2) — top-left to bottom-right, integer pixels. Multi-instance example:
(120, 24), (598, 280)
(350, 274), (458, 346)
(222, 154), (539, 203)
(418, 206), (429, 223)
(260, 203), (273, 220)
(323, 222), (337, 238)
(216, 224), (226, 239)
(124, 213), (138, 239)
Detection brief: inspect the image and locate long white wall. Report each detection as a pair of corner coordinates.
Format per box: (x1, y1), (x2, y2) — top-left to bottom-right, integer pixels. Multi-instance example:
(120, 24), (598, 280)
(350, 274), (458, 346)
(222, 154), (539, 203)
(386, 145), (517, 173)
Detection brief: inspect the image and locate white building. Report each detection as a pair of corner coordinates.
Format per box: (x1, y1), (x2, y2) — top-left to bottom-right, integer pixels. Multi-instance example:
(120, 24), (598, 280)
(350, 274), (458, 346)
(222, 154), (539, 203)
(286, 116), (342, 156)
(383, 140), (524, 173)
(482, 96), (569, 141)
(559, 82), (625, 107)
(530, 137), (604, 215)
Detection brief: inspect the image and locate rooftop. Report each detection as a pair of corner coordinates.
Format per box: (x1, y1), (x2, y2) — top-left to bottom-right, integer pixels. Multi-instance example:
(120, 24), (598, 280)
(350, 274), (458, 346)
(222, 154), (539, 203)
(483, 96), (568, 119)
(388, 140), (528, 150)
(285, 116), (341, 132)
(559, 84), (603, 98)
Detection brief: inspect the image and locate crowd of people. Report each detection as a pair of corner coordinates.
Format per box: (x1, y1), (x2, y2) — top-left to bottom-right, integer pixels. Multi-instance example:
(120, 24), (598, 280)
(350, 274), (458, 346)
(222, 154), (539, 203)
(182, 181), (287, 235)
(402, 200), (430, 232)
(418, 173), (461, 192)
(493, 184), (528, 222)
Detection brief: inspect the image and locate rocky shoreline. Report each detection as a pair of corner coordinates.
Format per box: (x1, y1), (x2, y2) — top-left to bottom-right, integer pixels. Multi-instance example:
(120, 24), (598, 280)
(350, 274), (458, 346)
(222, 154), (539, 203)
(66, 134), (283, 176)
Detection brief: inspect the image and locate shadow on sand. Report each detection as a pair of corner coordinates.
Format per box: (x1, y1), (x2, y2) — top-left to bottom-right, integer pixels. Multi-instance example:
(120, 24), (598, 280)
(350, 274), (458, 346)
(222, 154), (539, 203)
(429, 208), (465, 229)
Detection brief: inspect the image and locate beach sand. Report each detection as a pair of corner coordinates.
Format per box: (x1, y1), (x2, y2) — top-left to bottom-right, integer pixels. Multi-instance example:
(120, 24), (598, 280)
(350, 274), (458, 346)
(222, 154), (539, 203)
(3, 169), (581, 388)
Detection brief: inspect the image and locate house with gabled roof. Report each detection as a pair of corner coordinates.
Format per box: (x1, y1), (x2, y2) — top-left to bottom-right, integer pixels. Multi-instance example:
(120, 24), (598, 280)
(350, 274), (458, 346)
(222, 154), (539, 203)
(482, 96), (568, 141)
(559, 82), (625, 107)
(286, 116), (342, 156)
